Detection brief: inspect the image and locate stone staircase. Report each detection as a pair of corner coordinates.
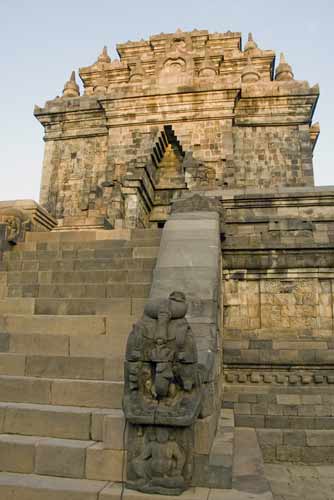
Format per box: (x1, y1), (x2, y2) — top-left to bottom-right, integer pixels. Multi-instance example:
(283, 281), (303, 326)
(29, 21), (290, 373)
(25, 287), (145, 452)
(0, 226), (275, 499)
(0, 228), (162, 498)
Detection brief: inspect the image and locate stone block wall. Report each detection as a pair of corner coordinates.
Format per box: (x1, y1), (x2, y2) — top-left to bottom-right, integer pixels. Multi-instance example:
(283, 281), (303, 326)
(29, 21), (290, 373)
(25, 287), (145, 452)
(223, 276), (333, 333)
(224, 125), (314, 188)
(41, 136), (109, 219)
(221, 187), (334, 375)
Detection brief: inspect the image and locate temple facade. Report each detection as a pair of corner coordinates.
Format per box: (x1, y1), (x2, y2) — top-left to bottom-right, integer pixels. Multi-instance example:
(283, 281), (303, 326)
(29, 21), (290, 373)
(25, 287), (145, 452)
(35, 29), (319, 229)
(0, 29), (332, 499)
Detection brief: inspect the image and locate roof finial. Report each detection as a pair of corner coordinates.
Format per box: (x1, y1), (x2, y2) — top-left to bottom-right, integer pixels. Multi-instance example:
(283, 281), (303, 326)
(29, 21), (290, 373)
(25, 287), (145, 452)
(275, 52), (294, 81)
(97, 46), (111, 64)
(244, 32), (258, 52)
(241, 55), (260, 83)
(62, 70), (80, 98)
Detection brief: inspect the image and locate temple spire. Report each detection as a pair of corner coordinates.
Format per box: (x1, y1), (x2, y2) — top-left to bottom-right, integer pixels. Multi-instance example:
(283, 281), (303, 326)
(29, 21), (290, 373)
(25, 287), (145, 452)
(244, 32), (258, 52)
(62, 70), (80, 98)
(275, 52), (294, 81)
(97, 46), (111, 64)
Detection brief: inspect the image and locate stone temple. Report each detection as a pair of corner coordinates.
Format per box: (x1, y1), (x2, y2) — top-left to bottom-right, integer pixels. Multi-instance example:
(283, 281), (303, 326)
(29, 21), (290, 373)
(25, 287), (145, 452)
(0, 29), (332, 499)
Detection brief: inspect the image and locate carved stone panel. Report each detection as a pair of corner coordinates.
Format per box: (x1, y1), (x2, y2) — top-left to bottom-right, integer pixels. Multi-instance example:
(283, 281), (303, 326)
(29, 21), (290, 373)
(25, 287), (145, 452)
(123, 292), (202, 426)
(0, 208), (31, 244)
(123, 291), (202, 495)
(126, 424), (193, 495)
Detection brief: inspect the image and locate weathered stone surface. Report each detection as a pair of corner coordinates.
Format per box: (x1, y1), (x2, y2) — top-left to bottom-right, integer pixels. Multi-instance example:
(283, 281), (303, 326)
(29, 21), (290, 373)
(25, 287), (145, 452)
(123, 292), (202, 494)
(35, 438), (92, 478)
(100, 483), (209, 499)
(0, 434), (37, 473)
(0, 472), (107, 500)
(25, 355), (104, 380)
(103, 410), (126, 449)
(0, 26), (333, 499)
(2, 403), (92, 439)
(51, 379), (123, 408)
(85, 443), (125, 481)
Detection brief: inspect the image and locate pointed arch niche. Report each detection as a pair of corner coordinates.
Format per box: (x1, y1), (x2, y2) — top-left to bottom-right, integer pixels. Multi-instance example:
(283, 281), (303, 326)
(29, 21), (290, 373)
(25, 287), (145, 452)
(150, 125), (188, 224)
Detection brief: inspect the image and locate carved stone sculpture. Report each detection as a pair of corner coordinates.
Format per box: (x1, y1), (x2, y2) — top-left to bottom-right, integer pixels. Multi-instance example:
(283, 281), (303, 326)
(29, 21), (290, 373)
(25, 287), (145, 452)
(123, 291), (202, 495)
(0, 208), (31, 244)
(127, 426), (189, 495)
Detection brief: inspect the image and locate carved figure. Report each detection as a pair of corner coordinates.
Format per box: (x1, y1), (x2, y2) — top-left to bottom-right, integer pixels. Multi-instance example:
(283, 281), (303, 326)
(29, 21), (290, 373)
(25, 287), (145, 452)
(123, 291), (202, 426)
(123, 292), (202, 494)
(129, 427), (186, 494)
(6, 217), (20, 242)
(0, 208), (30, 244)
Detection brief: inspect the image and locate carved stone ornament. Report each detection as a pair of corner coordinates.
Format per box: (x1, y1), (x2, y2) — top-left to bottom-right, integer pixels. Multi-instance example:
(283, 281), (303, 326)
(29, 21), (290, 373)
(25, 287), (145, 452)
(123, 291), (202, 495)
(0, 208), (31, 244)
(126, 425), (192, 495)
(123, 291), (202, 425)
(171, 193), (222, 215)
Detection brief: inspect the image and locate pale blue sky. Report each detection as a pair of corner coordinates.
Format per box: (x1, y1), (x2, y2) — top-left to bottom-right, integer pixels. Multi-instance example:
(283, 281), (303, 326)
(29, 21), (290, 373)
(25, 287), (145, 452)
(1, 0), (333, 201)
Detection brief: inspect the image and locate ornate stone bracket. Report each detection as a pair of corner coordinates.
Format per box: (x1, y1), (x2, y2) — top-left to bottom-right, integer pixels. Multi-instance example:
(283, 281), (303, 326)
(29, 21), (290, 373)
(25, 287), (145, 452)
(123, 291), (202, 495)
(0, 208), (31, 245)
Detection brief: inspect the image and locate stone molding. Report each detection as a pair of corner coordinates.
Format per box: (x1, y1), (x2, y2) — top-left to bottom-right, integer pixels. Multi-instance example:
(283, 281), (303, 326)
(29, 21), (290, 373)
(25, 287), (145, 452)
(224, 370), (334, 386)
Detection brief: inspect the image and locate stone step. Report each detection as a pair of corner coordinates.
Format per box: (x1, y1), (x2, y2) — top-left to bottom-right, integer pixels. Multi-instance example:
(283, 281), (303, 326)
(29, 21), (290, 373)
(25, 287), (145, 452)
(0, 298), (35, 314)
(20, 237), (161, 250)
(0, 331), (128, 380)
(0, 472), (209, 500)
(0, 352), (127, 382)
(0, 314), (136, 336)
(0, 471), (107, 500)
(0, 352), (110, 380)
(99, 484), (210, 499)
(0, 297), (145, 317)
(2, 257), (157, 273)
(0, 314), (107, 335)
(24, 227), (161, 243)
(5, 282), (151, 299)
(0, 330), (128, 362)
(0, 375), (123, 408)
(257, 428), (334, 463)
(0, 401), (122, 440)
(0, 434), (96, 478)
(3, 245), (160, 262)
(34, 298), (145, 316)
(232, 427), (273, 498)
(5, 269), (153, 285)
(193, 409), (234, 489)
(0, 332), (70, 356)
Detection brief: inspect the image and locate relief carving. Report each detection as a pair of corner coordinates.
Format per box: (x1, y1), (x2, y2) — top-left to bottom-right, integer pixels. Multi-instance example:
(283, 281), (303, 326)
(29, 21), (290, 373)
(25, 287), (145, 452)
(0, 208), (31, 244)
(123, 291), (202, 494)
(127, 426), (190, 495)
